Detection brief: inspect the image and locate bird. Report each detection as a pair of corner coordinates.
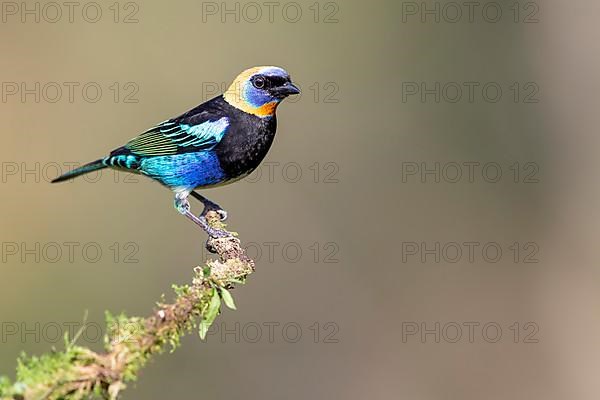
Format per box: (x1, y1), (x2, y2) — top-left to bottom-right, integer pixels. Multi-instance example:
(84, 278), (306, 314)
(52, 66), (300, 238)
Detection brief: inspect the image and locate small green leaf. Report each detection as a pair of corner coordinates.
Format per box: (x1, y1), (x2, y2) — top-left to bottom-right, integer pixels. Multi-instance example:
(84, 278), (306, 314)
(220, 288), (237, 310)
(199, 289), (221, 340)
(207, 289), (221, 318)
(199, 320), (210, 340)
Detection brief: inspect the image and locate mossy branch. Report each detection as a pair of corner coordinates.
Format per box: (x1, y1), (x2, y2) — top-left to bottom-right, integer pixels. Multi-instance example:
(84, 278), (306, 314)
(0, 212), (255, 400)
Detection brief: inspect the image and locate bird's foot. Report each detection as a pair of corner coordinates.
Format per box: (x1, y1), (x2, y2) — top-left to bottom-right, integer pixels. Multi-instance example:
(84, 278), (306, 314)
(191, 192), (228, 221)
(175, 195), (231, 239)
(198, 216), (230, 239)
(216, 209), (228, 221)
(202, 207), (228, 222)
(174, 196), (191, 214)
(199, 200), (228, 221)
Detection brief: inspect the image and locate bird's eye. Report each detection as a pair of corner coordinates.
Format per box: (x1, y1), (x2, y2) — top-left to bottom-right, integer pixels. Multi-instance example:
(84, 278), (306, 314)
(253, 77), (266, 89)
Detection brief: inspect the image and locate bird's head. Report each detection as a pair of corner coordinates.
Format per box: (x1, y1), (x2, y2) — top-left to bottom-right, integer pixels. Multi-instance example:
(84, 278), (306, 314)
(223, 66), (300, 118)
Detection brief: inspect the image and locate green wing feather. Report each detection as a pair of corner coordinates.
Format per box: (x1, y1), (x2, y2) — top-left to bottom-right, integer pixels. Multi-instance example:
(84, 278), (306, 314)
(125, 118), (230, 157)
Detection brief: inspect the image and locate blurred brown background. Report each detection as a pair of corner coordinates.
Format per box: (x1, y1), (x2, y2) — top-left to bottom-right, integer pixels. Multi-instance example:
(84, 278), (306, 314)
(1, 0), (599, 398)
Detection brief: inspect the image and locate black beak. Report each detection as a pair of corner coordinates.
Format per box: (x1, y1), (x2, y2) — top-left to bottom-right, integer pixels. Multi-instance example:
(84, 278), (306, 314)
(271, 82), (301, 97)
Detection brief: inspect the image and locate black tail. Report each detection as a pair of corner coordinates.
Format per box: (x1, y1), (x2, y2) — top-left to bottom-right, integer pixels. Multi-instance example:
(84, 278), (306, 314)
(51, 159), (107, 183)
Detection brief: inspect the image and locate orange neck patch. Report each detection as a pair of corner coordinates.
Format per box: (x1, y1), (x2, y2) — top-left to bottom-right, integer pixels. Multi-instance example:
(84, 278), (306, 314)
(223, 89), (279, 118)
(253, 101), (278, 117)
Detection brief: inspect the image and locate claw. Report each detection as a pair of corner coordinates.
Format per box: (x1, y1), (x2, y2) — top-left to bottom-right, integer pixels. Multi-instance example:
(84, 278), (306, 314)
(216, 209), (228, 221)
(200, 206), (228, 221)
(191, 191), (228, 221)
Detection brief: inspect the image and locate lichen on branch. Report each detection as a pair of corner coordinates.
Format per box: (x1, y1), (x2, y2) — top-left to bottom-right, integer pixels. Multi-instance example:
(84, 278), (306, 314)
(0, 212), (255, 400)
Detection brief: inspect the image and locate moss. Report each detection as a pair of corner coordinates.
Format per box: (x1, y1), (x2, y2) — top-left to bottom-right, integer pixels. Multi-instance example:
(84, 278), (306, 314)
(0, 214), (254, 399)
(5, 344), (93, 399)
(0, 376), (13, 397)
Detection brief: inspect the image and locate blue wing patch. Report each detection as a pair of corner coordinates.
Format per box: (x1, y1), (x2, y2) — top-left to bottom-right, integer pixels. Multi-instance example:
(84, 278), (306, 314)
(125, 117), (230, 157)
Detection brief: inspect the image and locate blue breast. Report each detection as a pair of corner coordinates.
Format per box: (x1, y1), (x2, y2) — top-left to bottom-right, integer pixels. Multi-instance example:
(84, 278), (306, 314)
(140, 151), (226, 190)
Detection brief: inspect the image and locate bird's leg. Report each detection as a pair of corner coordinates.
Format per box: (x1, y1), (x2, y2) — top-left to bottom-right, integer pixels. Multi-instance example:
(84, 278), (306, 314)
(174, 193), (230, 238)
(190, 191), (228, 221)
